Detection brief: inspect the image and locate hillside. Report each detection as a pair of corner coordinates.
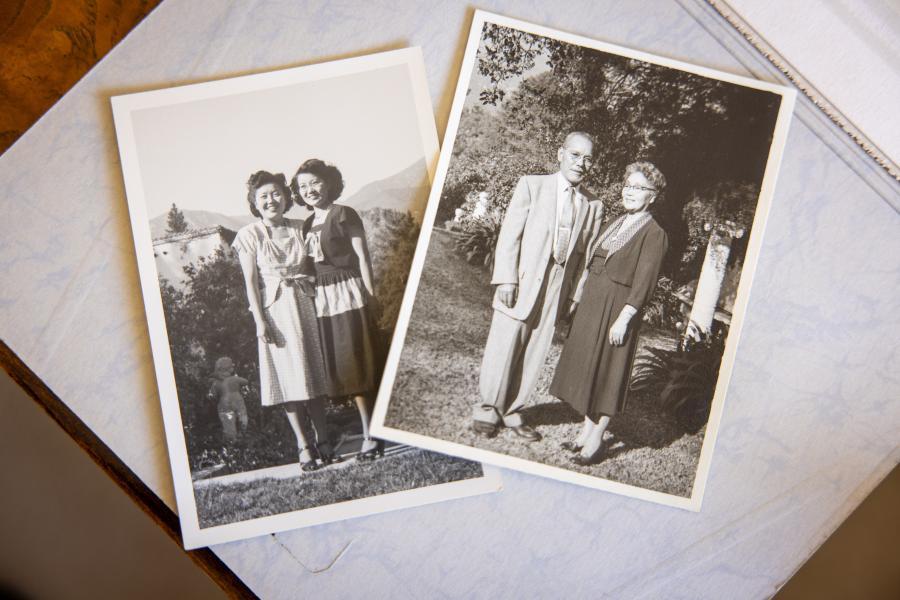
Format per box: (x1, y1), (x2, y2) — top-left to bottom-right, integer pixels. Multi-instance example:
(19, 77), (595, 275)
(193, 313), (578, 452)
(342, 158), (429, 220)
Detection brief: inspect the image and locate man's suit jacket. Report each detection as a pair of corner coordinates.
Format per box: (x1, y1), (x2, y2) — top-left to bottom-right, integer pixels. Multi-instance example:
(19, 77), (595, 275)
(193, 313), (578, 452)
(491, 173), (603, 321)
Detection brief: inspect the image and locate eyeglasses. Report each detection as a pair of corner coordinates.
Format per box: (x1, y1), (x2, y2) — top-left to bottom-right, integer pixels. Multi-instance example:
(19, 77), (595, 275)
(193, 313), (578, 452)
(623, 184), (657, 193)
(565, 150), (594, 167)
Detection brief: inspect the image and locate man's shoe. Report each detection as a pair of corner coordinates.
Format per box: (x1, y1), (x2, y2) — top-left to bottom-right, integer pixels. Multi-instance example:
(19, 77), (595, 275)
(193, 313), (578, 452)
(472, 421), (499, 438)
(509, 424), (542, 442)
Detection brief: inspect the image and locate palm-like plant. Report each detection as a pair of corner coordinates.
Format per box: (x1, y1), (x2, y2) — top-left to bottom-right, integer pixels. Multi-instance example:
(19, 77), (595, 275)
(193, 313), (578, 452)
(631, 330), (725, 432)
(454, 215), (502, 268)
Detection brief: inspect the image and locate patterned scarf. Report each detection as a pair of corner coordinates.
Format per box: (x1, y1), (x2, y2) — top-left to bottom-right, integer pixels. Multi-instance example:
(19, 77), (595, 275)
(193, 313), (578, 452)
(597, 212), (653, 257)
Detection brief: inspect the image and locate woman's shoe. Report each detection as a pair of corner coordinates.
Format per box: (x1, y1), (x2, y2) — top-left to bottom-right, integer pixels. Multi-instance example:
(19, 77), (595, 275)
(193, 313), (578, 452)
(299, 447), (321, 472)
(357, 438), (384, 462)
(317, 441), (343, 466)
(560, 441), (583, 453)
(571, 446), (604, 467)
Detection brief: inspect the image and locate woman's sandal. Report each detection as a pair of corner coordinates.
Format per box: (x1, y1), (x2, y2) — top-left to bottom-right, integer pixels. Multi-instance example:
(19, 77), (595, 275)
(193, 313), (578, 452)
(570, 446), (604, 467)
(299, 447), (321, 472)
(316, 441), (343, 466)
(357, 438), (385, 463)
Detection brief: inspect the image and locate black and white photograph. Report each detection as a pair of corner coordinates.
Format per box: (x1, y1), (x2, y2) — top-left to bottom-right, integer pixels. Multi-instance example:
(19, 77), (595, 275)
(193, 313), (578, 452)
(372, 13), (795, 509)
(112, 49), (499, 548)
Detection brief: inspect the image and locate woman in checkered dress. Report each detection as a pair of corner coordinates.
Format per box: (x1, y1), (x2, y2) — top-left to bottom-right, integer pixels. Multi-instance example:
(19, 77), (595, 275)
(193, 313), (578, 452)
(232, 171), (334, 472)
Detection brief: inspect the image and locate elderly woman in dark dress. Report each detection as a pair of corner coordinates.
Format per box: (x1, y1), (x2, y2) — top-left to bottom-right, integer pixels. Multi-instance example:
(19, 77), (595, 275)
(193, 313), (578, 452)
(550, 161), (669, 466)
(291, 159), (384, 462)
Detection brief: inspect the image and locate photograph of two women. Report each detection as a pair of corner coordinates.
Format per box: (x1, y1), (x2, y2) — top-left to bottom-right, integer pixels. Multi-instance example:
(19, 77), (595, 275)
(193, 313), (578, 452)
(112, 50), (500, 549)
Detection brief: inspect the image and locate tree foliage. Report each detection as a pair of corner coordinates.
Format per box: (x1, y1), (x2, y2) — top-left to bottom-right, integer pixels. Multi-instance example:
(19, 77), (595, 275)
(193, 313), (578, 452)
(679, 181), (758, 280)
(166, 202), (188, 234)
(160, 249), (298, 472)
(631, 328), (727, 433)
(443, 24), (781, 283)
(360, 207), (420, 331)
(453, 214), (503, 268)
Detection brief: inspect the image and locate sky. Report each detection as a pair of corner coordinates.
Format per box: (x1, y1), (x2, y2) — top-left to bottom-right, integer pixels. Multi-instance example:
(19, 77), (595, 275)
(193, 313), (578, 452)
(131, 64), (427, 220)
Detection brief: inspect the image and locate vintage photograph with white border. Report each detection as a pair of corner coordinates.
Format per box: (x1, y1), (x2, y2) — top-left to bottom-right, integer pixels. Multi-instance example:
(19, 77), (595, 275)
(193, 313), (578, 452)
(371, 13), (795, 511)
(112, 48), (500, 549)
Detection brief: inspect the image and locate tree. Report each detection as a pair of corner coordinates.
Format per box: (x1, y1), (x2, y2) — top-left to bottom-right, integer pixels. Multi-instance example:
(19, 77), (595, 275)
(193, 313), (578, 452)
(446, 24), (781, 284)
(160, 249), (298, 472)
(360, 207), (420, 331)
(166, 203), (188, 234)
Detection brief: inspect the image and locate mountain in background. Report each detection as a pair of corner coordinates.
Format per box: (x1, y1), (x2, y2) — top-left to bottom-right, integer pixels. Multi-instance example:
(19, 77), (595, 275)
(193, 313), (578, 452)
(149, 158), (428, 238)
(341, 158), (429, 220)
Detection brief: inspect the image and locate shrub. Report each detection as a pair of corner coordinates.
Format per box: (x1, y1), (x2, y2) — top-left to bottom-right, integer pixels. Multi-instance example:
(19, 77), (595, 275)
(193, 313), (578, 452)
(631, 329), (726, 432)
(360, 207), (420, 331)
(642, 276), (685, 329)
(453, 214), (502, 268)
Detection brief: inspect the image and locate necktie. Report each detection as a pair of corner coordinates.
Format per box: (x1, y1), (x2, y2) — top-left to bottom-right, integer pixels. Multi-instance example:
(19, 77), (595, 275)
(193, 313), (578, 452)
(554, 186), (574, 264)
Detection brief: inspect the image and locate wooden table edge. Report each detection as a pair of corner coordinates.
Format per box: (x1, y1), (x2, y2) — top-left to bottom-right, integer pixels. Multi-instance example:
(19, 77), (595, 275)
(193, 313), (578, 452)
(1, 339), (258, 599)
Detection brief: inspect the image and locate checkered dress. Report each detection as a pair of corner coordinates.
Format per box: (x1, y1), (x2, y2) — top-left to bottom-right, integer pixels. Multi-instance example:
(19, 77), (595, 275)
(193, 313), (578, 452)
(233, 220), (328, 406)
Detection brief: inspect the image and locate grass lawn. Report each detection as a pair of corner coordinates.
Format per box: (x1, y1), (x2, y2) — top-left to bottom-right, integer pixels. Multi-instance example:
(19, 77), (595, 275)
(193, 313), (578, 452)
(385, 229), (704, 498)
(195, 448), (482, 528)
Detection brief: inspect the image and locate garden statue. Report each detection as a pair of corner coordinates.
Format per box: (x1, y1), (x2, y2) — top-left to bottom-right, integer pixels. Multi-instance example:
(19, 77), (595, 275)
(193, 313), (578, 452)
(683, 219), (744, 344)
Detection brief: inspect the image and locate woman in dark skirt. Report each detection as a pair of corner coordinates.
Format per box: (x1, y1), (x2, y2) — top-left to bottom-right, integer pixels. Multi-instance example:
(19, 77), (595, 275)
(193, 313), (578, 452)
(550, 161), (668, 466)
(291, 159), (384, 461)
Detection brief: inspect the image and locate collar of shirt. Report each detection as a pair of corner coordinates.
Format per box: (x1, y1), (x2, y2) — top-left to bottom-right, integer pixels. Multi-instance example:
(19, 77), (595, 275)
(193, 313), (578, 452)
(554, 172), (581, 251)
(555, 172), (580, 226)
(620, 211), (648, 230)
(556, 172), (580, 204)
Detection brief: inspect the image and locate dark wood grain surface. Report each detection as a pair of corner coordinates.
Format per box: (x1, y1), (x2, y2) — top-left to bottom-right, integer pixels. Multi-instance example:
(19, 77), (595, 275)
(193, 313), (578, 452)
(0, 2), (254, 597)
(0, 0), (159, 152)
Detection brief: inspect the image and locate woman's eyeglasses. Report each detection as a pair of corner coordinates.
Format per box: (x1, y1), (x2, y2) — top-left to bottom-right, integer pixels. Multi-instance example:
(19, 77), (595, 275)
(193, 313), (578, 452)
(623, 184), (657, 193)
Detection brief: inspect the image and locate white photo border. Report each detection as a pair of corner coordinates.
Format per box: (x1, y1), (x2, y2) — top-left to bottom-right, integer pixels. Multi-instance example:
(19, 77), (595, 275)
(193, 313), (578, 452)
(370, 12), (797, 512)
(112, 47), (502, 550)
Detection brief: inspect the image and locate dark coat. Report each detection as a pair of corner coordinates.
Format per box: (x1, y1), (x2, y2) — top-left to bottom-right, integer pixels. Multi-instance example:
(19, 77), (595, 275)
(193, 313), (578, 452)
(301, 203), (366, 271)
(587, 216), (668, 311)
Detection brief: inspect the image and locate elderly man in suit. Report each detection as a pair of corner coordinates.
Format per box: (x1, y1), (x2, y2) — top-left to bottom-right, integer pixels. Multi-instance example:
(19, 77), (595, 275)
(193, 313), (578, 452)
(473, 131), (604, 441)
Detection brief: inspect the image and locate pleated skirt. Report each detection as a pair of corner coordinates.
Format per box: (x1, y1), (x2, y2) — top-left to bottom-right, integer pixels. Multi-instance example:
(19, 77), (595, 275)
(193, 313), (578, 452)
(313, 268), (378, 398)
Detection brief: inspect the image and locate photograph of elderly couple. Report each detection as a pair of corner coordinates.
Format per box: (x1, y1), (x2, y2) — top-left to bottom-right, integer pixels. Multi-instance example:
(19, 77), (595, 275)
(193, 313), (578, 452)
(113, 51), (496, 545)
(376, 17), (793, 505)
